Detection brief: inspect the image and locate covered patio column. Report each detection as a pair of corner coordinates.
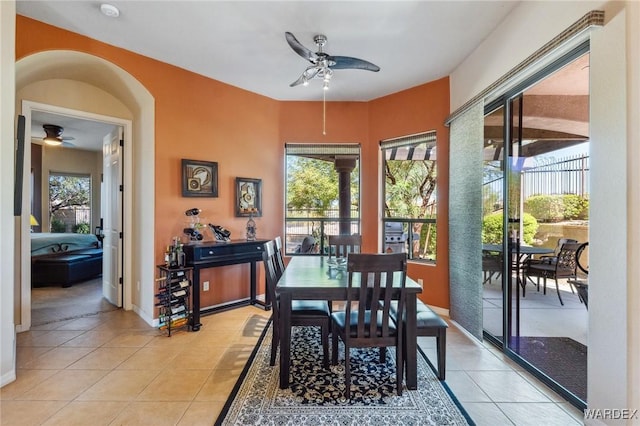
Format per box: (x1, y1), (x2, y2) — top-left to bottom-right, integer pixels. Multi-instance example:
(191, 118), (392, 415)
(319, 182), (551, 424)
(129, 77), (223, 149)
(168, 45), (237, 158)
(334, 156), (356, 235)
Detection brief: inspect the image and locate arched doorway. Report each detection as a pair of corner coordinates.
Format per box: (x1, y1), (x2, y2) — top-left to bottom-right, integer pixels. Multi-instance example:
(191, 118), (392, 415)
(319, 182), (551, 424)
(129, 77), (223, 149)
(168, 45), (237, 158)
(15, 50), (156, 331)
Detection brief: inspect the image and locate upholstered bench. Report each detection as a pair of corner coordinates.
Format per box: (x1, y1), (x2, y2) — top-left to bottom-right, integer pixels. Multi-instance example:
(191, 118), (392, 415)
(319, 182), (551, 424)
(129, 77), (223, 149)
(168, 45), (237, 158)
(32, 251), (102, 288)
(390, 299), (448, 380)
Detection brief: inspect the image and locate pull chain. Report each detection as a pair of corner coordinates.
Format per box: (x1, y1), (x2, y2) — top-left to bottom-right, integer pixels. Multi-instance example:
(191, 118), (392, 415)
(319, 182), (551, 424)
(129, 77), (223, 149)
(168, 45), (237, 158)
(322, 89), (326, 136)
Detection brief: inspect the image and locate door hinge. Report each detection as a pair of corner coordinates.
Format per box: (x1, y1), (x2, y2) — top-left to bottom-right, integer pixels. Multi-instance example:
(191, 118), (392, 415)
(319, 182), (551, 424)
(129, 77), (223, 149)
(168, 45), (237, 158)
(119, 231), (123, 239)
(119, 184), (123, 192)
(119, 139), (124, 147)
(119, 277), (123, 284)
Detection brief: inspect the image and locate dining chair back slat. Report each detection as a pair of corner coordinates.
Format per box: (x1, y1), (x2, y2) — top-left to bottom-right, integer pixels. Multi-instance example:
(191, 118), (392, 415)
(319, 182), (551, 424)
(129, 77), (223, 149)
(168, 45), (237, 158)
(274, 236), (286, 277)
(328, 234), (362, 260)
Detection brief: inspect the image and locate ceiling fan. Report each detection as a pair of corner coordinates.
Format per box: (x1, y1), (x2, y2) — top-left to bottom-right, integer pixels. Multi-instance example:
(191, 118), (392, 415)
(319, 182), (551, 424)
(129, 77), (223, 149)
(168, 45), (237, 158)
(42, 124), (75, 147)
(285, 32), (380, 89)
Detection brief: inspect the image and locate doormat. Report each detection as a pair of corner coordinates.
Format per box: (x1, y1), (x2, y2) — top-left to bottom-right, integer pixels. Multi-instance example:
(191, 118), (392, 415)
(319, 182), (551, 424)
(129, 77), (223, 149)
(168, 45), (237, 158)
(510, 336), (587, 402)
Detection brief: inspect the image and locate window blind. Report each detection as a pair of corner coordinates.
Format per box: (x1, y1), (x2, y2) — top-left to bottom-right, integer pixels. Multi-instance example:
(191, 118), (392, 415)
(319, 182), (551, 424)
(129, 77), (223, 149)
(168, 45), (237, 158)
(380, 131), (437, 161)
(285, 143), (360, 156)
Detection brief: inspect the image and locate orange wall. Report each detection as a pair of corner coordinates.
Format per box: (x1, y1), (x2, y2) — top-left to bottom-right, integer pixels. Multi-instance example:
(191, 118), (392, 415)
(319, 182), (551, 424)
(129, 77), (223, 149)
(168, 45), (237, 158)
(17, 16), (451, 310)
(369, 79), (451, 308)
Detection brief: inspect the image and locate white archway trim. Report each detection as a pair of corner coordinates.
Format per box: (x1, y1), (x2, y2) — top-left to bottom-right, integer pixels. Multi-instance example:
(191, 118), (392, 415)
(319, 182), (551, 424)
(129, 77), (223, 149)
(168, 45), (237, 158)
(15, 50), (156, 330)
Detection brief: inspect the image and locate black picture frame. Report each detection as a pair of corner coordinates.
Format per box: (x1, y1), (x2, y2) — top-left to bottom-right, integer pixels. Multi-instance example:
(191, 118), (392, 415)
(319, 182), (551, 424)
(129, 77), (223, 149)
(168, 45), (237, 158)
(182, 159), (218, 197)
(235, 177), (262, 217)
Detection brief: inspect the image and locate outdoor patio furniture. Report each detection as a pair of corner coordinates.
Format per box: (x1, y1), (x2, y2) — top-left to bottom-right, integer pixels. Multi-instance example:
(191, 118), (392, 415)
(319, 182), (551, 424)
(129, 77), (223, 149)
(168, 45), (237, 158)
(525, 242), (581, 306)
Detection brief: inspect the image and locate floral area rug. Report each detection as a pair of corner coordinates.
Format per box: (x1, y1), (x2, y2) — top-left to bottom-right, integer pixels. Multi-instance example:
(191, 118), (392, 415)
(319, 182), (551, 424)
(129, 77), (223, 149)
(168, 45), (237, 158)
(216, 323), (474, 425)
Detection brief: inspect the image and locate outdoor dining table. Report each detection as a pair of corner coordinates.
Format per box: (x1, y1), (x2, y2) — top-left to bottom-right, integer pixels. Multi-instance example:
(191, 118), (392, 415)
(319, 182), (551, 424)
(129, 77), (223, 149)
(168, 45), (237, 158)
(482, 243), (554, 259)
(483, 243), (555, 294)
(275, 256), (423, 390)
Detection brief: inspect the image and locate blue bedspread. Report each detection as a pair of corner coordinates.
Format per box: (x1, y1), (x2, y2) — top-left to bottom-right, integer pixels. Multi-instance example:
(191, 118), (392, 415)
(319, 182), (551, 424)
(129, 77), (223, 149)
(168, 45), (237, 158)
(31, 233), (99, 256)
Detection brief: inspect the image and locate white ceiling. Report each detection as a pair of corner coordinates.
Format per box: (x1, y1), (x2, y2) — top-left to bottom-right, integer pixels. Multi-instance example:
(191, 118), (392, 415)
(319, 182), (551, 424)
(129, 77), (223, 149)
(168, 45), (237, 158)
(17, 0), (522, 150)
(30, 111), (117, 150)
(17, 1), (521, 102)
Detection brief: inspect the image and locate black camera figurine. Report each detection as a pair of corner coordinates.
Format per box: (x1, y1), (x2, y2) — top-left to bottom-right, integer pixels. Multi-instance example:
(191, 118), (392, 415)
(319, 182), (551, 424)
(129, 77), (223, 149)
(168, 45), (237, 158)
(183, 227), (203, 241)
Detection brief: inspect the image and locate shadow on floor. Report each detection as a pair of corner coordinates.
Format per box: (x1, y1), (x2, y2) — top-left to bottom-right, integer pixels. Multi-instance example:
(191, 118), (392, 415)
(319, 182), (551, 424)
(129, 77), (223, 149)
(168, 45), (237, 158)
(31, 277), (119, 326)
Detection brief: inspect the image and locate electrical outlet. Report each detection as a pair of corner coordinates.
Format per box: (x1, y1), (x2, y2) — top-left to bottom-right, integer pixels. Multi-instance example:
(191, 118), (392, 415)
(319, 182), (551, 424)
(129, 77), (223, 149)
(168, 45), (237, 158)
(203, 281), (210, 291)
(417, 278), (424, 288)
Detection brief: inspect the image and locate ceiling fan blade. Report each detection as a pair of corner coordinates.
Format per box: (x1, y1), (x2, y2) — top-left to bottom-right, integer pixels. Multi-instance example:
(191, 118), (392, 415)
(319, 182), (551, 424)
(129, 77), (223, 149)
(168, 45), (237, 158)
(329, 56), (380, 72)
(285, 32), (317, 63)
(289, 67), (321, 87)
(61, 141), (75, 148)
(290, 75), (306, 87)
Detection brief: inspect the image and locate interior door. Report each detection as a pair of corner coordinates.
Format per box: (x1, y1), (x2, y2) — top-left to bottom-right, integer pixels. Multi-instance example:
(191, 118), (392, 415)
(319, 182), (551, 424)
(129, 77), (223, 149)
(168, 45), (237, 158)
(102, 128), (123, 306)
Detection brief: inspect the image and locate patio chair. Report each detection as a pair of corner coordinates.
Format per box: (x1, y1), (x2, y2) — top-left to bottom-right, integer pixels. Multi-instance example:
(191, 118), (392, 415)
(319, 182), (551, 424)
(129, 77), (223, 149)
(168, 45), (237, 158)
(263, 240), (331, 368)
(294, 235), (317, 254)
(569, 242), (589, 308)
(524, 242), (581, 306)
(482, 250), (503, 285)
(331, 252), (407, 398)
(539, 238), (579, 265)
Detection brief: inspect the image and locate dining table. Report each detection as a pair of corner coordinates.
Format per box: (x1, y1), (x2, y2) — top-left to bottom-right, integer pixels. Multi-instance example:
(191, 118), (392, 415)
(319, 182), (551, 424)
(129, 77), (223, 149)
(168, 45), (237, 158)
(482, 243), (555, 296)
(275, 256), (423, 390)
(482, 243), (554, 258)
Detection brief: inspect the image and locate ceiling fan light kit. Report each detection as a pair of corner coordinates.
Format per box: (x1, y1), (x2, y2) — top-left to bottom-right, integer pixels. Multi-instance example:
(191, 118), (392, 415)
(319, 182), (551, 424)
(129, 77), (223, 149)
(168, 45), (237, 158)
(42, 124), (74, 147)
(285, 32), (380, 135)
(42, 124), (63, 146)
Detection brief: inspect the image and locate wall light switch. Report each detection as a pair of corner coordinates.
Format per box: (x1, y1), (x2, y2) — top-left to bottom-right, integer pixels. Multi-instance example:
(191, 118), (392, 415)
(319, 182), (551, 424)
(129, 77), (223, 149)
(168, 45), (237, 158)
(203, 281), (210, 291)
(417, 278), (424, 288)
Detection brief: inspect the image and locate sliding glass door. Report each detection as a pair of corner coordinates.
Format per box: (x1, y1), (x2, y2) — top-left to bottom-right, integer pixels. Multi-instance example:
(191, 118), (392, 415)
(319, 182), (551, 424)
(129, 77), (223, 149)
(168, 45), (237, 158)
(482, 46), (590, 410)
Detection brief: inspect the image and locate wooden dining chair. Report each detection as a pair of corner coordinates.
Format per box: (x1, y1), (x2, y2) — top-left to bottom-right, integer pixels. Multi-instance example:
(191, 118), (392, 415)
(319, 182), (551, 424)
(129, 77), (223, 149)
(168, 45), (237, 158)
(331, 252), (407, 398)
(328, 234), (362, 261)
(262, 240), (331, 368)
(273, 236), (286, 277)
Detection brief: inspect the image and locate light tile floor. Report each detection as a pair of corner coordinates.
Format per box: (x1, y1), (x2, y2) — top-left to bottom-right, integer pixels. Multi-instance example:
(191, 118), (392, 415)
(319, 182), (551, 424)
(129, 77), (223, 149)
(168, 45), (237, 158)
(1, 306), (585, 425)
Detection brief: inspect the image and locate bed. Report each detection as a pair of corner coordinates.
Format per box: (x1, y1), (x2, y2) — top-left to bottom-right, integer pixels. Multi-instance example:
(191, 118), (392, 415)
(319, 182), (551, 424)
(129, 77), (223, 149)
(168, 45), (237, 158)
(31, 233), (102, 287)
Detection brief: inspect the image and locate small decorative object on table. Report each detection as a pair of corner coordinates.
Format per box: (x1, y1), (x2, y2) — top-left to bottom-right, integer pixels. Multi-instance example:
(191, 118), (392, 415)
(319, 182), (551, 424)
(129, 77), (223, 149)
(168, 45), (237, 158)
(183, 208), (205, 241)
(246, 208), (257, 241)
(164, 236), (186, 268)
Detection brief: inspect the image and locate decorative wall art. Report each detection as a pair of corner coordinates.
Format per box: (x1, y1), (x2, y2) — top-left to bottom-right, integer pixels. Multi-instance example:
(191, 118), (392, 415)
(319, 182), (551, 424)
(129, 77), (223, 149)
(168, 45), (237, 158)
(235, 177), (262, 217)
(182, 159), (218, 197)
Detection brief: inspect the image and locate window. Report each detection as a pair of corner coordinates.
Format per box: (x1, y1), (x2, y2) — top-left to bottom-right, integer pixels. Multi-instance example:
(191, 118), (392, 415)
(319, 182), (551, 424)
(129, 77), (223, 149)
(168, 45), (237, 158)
(381, 131), (437, 262)
(49, 172), (92, 233)
(285, 143), (360, 255)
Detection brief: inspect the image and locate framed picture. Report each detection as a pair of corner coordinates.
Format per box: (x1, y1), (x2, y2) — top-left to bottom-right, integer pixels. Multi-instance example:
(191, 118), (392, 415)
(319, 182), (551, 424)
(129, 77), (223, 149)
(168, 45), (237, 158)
(182, 159), (218, 197)
(235, 177), (262, 217)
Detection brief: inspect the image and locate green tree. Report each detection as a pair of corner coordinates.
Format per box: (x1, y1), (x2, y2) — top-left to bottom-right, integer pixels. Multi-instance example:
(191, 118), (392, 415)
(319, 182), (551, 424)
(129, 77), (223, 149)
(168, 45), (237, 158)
(384, 159), (436, 218)
(49, 175), (90, 215)
(286, 157), (339, 216)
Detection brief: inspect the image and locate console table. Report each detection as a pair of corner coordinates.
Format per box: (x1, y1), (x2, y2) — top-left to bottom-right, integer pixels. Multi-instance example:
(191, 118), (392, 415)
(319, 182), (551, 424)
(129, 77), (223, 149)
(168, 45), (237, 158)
(183, 239), (270, 331)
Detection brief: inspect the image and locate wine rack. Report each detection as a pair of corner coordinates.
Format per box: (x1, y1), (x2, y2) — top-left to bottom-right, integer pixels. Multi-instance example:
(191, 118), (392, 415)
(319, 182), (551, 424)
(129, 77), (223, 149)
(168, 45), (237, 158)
(156, 266), (193, 336)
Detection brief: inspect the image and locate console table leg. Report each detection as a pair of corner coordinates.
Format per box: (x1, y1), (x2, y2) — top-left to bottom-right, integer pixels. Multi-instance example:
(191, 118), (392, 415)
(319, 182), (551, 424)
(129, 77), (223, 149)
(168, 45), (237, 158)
(191, 268), (202, 331)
